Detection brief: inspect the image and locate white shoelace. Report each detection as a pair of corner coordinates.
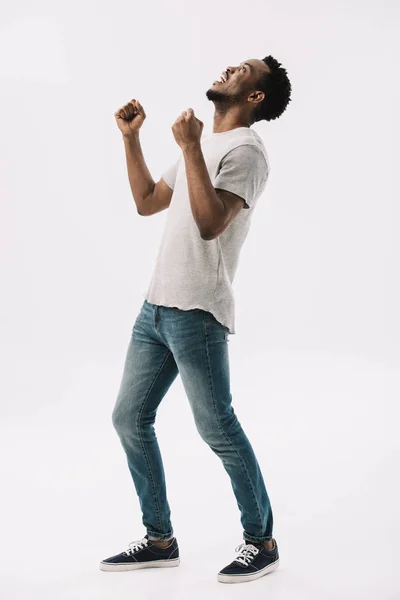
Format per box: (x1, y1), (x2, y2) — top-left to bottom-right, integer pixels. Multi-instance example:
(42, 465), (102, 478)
(234, 542), (260, 566)
(123, 536), (149, 556)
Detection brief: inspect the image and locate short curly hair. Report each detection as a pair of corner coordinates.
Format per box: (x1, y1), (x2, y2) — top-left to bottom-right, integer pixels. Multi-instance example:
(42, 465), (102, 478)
(252, 55), (292, 122)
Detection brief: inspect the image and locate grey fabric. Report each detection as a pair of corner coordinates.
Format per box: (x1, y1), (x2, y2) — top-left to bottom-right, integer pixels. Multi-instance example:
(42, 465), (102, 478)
(213, 144), (268, 209)
(143, 126), (270, 334)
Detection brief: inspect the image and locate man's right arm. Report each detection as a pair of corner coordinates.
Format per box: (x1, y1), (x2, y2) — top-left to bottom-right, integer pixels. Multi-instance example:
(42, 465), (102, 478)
(122, 133), (173, 216)
(122, 132), (155, 214)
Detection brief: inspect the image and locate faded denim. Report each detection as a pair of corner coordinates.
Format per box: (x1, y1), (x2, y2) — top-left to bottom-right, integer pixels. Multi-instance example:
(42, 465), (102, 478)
(111, 299), (274, 543)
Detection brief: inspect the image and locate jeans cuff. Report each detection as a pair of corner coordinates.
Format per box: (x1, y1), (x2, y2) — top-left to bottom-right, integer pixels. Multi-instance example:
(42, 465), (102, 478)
(147, 530), (174, 541)
(243, 534), (273, 543)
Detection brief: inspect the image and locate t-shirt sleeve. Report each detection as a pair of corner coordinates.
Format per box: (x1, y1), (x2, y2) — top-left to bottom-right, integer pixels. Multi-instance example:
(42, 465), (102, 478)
(161, 158), (181, 191)
(213, 145), (269, 209)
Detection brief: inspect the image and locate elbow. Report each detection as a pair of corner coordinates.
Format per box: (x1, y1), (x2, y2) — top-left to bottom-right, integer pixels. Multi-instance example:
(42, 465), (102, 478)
(137, 203), (149, 217)
(200, 230), (216, 241)
(198, 220), (215, 240)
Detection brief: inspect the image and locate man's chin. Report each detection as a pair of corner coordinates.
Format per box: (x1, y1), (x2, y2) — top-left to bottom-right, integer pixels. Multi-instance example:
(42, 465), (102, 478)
(205, 89), (224, 101)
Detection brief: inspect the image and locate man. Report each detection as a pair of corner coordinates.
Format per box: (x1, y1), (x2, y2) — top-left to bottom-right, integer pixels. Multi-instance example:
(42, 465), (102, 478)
(100, 55), (292, 584)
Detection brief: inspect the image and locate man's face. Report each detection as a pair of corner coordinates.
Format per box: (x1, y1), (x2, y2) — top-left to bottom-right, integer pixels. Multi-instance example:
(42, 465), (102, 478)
(206, 58), (270, 107)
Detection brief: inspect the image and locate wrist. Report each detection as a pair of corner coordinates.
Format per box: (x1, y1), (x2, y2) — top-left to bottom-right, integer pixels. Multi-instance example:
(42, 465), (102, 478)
(123, 131), (140, 142)
(182, 141), (201, 155)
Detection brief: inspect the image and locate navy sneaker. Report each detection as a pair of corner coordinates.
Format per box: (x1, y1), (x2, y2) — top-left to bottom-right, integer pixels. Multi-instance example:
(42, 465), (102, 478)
(217, 538), (279, 584)
(100, 534), (180, 571)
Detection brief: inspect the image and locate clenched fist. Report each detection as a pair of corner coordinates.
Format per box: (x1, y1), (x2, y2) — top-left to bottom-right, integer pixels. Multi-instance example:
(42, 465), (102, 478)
(114, 99), (146, 136)
(172, 108), (203, 150)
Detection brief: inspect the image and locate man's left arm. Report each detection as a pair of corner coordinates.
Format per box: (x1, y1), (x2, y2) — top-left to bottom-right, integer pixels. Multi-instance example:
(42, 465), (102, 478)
(182, 143), (226, 240)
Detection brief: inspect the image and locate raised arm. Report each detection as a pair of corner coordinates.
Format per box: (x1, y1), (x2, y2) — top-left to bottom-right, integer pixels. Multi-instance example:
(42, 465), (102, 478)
(115, 98), (157, 215)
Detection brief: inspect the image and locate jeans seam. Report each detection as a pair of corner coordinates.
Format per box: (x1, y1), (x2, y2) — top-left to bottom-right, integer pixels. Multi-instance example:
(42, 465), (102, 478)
(136, 349), (174, 534)
(203, 318), (264, 535)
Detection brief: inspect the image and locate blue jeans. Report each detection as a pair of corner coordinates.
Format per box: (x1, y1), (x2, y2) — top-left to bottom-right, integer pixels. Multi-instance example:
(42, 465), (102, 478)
(112, 299), (274, 543)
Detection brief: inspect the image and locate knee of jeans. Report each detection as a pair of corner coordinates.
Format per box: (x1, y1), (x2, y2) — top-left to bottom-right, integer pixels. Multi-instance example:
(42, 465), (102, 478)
(112, 402), (154, 434)
(112, 391), (132, 428)
(112, 403), (127, 432)
(111, 406), (120, 430)
(194, 420), (218, 445)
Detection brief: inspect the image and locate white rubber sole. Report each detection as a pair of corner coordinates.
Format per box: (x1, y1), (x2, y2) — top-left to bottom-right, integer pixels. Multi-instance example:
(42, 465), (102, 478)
(100, 557), (180, 571)
(217, 558), (279, 583)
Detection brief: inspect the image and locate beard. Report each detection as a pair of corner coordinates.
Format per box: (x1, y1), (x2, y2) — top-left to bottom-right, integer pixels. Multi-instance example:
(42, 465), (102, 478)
(205, 85), (249, 112)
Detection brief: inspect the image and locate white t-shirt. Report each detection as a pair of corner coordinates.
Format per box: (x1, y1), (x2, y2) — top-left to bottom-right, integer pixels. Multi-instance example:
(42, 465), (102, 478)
(143, 126), (270, 335)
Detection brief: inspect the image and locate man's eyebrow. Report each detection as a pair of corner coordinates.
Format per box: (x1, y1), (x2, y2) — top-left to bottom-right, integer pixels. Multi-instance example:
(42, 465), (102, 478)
(244, 62), (253, 71)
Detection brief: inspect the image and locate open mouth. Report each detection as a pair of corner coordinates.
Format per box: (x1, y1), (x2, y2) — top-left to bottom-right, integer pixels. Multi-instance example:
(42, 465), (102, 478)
(213, 73), (228, 85)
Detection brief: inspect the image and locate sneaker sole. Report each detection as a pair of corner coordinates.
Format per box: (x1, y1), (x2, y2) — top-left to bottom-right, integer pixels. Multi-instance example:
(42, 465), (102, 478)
(100, 558), (180, 571)
(217, 558), (279, 583)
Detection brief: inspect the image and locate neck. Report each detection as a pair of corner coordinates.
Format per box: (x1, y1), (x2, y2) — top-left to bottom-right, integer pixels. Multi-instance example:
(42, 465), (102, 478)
(212, 121), (251, 134)
(212, 109), (252, 134)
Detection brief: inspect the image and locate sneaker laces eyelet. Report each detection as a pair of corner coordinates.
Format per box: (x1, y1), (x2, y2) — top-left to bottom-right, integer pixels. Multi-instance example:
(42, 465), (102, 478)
(234, 542), (260, 566)
(123, 537), (149, 556)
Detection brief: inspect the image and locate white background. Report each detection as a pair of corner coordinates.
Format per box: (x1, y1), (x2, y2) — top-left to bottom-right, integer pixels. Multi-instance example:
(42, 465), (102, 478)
(1, 0), (399, 598)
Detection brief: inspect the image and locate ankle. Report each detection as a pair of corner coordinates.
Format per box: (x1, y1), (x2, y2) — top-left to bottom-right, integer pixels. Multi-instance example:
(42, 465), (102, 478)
(152, 538), (173, 547)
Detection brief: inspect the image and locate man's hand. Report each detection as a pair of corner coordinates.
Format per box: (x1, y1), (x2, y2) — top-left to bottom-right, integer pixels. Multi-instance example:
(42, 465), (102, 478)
(115, 99), (146, 137)
(172, 108), (203, 150)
